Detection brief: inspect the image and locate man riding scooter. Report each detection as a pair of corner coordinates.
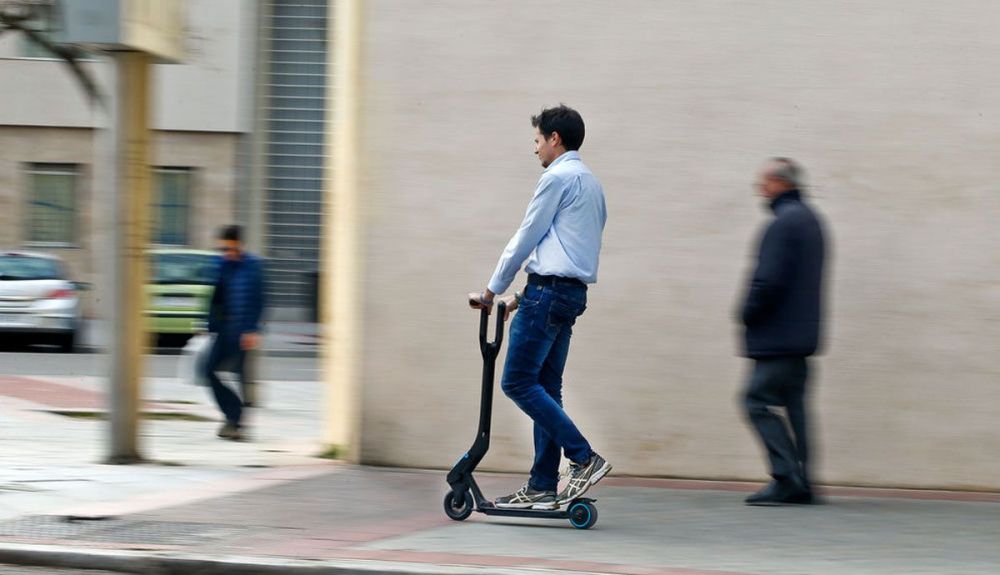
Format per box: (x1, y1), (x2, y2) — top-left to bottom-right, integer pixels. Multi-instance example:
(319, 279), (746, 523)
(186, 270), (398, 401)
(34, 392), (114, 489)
(468, 105), (611, 509)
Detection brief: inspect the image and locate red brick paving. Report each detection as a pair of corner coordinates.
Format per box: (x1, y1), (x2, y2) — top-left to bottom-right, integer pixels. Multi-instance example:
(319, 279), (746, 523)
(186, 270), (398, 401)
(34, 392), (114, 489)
(604, 476), (1000, 503)
(0, 375), (171, 412)
(319, 549), (750, 575)
(0, 376), (105, 410)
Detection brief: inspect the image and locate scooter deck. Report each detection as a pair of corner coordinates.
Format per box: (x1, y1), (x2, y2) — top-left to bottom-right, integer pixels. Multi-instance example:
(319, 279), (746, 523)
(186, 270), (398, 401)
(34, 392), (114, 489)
(476, 498), (595, 520)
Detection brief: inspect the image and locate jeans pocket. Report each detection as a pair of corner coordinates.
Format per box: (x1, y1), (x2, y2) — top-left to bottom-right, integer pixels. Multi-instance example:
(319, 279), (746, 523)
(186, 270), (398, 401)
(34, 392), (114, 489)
(519, 292), (542, 309)
(547, 295), (584, 328)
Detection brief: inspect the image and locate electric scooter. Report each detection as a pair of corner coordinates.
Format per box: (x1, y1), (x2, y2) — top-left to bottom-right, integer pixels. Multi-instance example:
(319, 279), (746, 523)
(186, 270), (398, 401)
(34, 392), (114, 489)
(443, 301), (599, 530)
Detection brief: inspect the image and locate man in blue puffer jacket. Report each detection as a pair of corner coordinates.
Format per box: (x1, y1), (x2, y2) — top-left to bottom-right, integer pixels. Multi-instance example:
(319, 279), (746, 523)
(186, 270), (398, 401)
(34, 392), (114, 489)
(206, 225), (265, 441)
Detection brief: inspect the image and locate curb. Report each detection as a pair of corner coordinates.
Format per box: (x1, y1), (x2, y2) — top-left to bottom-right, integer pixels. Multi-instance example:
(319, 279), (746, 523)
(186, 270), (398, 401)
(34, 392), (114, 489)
(0, 544), (585, 575)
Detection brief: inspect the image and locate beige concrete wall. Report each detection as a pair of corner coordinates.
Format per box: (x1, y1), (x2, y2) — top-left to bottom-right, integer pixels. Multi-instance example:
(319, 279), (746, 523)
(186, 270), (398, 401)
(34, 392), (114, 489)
(351, 1), (1000, 489)
(0, 127), (238, 315)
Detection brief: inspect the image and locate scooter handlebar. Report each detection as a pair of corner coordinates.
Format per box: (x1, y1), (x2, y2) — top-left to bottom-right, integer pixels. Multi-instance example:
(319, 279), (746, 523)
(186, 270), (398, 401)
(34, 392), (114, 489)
(495, 301), (507, 348)
(478, 307), (488, 349)
(478, 301), (507, 355)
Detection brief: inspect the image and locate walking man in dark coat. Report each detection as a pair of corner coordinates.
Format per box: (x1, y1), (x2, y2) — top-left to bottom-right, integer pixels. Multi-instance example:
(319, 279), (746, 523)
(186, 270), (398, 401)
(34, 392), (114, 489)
(739, 158), (827, 505)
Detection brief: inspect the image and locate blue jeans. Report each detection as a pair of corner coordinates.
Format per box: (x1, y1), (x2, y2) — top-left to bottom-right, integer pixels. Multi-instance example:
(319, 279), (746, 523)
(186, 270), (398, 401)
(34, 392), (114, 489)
(205, 330), (246, 427)
(501, 282), (592, 492)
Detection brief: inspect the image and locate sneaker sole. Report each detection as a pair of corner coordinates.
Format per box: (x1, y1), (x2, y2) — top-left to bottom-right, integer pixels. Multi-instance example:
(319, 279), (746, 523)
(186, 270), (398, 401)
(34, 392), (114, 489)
(558, 461), (613, 504)
(745, 500), (789, 507)
(590, 461), (613, 486)
(494, 502), (542, 510)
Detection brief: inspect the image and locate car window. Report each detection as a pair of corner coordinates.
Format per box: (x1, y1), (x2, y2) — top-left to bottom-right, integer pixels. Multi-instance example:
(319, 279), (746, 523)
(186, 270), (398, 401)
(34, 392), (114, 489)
(0, 255), (64, 281)
(152, 253), (217, 285)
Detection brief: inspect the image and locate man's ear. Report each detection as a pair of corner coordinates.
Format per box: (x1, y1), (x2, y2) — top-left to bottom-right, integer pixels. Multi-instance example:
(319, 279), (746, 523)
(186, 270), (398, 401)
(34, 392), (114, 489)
(549, 131), (563, 149)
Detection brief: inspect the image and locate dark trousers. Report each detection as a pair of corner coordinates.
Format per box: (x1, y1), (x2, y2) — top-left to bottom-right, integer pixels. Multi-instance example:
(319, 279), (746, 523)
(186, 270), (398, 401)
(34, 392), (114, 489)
(205, 332), (246, 427)
(743, 357), (811, 486)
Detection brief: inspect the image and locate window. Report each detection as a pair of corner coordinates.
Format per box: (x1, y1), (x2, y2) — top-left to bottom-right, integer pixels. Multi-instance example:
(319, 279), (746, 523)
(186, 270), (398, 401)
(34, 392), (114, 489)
(18, 2), (59, 59)
(0, 254), (64, 281)
(154, 168), (192, 246)
(151, 252), (216, 286)
(26, 163), (77, 246)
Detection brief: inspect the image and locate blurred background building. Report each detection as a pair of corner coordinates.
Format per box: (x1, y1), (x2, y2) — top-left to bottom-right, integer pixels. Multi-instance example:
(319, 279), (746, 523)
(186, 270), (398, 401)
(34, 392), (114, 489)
(0, 0), (328, 320)
(247, 0), (327, 317)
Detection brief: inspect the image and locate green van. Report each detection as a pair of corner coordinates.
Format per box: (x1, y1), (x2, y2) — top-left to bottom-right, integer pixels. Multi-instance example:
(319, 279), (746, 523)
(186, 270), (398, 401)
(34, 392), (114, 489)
(146, 249), (217, 343)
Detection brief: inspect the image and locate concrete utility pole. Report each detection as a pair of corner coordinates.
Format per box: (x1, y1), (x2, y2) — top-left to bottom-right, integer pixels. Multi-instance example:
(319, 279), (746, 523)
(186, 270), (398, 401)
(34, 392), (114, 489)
(107, 50), (153, 463)
(59, 0), (184, 463)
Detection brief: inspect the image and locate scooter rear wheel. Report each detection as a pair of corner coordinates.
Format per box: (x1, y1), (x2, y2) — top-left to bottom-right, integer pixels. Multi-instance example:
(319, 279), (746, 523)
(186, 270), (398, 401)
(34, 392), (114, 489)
(443, 489), (474, 521)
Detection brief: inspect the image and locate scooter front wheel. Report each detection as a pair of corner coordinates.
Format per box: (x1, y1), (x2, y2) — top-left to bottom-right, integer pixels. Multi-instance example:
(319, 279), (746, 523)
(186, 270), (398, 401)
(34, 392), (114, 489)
(443, 489), (474, 521)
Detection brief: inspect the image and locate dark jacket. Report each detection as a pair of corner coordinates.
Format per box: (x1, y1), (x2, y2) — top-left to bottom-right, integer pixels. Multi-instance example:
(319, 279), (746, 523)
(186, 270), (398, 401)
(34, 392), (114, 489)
(208, 253), (265, 337)
(741, 190), (826, 358)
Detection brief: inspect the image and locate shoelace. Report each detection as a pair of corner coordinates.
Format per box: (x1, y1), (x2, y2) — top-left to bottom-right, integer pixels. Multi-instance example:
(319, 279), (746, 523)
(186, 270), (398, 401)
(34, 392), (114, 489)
(510, 482), (535, 498)
(561, 462), (584, 480)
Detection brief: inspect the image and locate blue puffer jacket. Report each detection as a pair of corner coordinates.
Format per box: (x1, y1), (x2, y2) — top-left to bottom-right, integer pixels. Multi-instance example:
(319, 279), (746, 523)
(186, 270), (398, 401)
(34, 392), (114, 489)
(207, 253), (265, 337)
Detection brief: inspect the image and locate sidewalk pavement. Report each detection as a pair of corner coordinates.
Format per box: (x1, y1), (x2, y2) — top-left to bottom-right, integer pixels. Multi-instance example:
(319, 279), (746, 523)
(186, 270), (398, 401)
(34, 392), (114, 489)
(2, 467), (1000, 575)
(78, 319), (320, 358)
(0, 371), (324, 524)
(2, 374), (1000, 574)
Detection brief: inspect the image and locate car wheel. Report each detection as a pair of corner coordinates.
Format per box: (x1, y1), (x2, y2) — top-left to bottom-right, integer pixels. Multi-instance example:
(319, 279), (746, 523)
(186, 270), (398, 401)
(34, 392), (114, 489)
(157, 333), (191, 348)
(58, 331), (76, 354)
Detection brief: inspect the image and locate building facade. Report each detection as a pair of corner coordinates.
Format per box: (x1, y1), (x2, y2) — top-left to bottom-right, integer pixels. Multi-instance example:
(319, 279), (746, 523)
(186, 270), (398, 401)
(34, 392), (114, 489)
(328, 0), (1000, 490)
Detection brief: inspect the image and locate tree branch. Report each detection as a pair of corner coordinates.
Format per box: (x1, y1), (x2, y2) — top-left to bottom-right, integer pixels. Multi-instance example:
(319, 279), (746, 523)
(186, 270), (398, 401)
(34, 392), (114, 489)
(0, 14), (107, 109)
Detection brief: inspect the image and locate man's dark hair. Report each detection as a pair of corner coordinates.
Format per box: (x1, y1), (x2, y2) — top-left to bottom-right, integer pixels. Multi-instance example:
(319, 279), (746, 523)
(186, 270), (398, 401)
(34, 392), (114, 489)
(531, 104), (585, 151)
(220, 225), (243, 242)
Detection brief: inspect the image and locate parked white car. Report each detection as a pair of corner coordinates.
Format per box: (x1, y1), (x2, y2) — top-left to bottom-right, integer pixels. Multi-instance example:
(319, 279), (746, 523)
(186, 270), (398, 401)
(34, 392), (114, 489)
(0, 251), (86, 352)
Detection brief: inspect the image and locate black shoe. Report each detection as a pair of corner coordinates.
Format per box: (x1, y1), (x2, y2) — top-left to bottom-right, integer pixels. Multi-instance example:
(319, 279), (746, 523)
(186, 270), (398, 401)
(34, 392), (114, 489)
(790, 489), (824, 505)
(745, 479), (810, 506)
(217, 423), (246, 441)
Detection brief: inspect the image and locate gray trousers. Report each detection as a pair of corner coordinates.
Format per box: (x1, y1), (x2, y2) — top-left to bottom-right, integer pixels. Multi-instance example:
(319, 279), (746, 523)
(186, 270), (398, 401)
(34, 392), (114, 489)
(744, 357), (811, 485)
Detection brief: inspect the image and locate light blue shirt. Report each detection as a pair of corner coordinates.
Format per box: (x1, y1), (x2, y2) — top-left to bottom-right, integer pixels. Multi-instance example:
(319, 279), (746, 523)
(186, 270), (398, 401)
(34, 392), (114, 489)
(488, 151), (607, 295)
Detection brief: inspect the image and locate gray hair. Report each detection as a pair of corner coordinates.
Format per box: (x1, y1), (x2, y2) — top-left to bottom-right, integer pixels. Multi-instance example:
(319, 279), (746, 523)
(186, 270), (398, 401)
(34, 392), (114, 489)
(767, 157), (805, 189)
